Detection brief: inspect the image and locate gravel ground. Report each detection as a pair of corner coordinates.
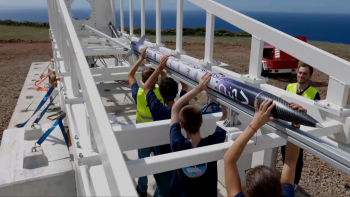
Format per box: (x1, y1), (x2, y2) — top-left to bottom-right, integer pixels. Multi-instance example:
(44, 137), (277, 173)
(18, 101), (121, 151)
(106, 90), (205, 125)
(0, 41), (52, 139)
(1, 40), (350, 196)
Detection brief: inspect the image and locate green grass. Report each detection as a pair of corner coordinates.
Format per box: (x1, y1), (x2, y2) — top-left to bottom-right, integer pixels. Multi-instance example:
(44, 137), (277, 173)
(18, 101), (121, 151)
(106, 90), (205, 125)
(0, 25), (49, 41)
(308, 40), (350, 56)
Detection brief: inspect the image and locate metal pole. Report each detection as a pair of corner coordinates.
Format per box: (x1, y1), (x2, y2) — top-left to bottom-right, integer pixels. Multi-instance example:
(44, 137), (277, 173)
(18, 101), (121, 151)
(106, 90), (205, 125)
(176, 0), (183, 52)
(141, 0), (145, 37)
(120, 0), (124, 32)
(204, 11), (215, 63)
(129, 0), (133, 35)
(156, 0), (161, 45)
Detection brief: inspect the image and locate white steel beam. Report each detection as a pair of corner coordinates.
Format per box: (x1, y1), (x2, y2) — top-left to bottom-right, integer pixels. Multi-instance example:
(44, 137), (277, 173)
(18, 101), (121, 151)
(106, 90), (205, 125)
(113, 113), (222, 151)
(92, 72), (141, 82)
(90, 66), (136, 75)
(129, 0), (134, 35)
(204, 11), (215, 63)
(70, 46), (80, 97)
(80, 37), (107, 46)
(120, 0), (124, 32)
(126, 118), (346, 178)
(83, 24), (130, 49)
(78, 115), (340, 166)
(77, 165), (93, 196)
(141, 0), (145, 37)
(187, 0), (350, 85)
(82, 47), (128, 56)
(56, 0), (136, 196)
(248, 36), (264, 78)
(176, 0), (184, 52)
(326, 76), (350, 107)
(156, 0), (161, 45)
(126, 133), (285, 178)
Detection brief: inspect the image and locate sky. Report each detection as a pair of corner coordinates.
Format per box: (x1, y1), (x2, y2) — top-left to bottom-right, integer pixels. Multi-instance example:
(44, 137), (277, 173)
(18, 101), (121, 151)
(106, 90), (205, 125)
(0, 0), (350, 14)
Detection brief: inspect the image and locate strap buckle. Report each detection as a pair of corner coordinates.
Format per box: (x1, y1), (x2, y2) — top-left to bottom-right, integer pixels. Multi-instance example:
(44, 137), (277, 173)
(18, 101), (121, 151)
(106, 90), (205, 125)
(31, 122), (40, 130)
(32, 142), (41, 152)
(47, 111), (66, 121)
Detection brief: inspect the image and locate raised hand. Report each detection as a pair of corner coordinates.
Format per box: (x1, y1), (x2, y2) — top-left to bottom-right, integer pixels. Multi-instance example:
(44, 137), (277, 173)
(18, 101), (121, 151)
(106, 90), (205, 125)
(159, 55), (170, 70)
(140, 47), (148, 60)
(197, 73), (212, 92)
(290, 102), (307, 128)
(250, 99), (277, 129)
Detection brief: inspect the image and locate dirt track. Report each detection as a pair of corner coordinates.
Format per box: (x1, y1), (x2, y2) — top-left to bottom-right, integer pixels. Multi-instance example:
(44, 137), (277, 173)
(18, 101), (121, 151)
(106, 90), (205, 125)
(0, 42), (52, 139)
(1, 41), (350, 196)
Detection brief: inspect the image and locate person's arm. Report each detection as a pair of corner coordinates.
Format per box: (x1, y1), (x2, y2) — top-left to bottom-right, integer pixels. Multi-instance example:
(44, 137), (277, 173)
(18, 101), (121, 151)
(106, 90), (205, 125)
(144, 55), (170, 95)
(224, 99), (277, 196)
(146, 91), (167, 118)
(281, 103), (306, 185)
(127, 47), (148, 88)
(170, 73), (212, 126)
(160, 70), (167, 79)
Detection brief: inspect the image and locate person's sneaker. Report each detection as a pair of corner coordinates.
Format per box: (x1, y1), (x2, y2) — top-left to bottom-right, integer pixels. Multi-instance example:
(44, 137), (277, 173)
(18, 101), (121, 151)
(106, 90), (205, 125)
(294, 184), (298, 191)
(136, 186), (148, 197)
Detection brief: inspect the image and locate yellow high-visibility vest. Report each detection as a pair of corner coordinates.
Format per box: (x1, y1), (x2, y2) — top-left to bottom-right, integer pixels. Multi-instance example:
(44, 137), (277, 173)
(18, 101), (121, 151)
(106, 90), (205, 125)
(136, 87), (164, 123)
(286, 83), (318, 100)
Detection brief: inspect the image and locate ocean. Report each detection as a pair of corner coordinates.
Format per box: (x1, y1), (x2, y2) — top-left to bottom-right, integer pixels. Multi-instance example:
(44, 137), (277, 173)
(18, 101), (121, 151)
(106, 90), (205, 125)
(0, 8), (349, 44)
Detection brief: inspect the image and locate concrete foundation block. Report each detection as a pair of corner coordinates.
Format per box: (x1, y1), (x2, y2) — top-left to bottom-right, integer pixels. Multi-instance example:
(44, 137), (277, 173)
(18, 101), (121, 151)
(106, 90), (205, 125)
(23, 147), (48, 169)
(24, 125), (44, 141)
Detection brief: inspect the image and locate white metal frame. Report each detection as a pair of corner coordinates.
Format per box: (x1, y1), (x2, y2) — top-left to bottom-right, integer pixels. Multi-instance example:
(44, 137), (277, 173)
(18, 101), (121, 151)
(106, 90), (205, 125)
(47, 0), (350, 195)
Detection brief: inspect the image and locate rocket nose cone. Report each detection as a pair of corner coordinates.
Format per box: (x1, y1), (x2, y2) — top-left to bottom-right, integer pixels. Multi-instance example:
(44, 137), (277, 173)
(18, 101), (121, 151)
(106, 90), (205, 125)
(316, 123), (325, 128)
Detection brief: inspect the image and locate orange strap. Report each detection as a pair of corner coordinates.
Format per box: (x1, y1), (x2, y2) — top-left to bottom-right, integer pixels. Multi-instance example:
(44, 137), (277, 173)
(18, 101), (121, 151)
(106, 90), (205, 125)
(31, 61), (55, 91)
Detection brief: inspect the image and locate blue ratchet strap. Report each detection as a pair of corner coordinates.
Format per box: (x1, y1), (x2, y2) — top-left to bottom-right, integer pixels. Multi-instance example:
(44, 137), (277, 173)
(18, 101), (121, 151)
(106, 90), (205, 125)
(19, 85), (55, 128)
(201, 100), (222, 114)
(33, 86), (63, 125)
(36, 111), (69, 149)
(58, 116), (69, 149)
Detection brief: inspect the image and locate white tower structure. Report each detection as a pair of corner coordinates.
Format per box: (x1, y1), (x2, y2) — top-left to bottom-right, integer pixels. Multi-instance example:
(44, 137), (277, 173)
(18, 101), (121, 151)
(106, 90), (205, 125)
(1, 0), (350, 196)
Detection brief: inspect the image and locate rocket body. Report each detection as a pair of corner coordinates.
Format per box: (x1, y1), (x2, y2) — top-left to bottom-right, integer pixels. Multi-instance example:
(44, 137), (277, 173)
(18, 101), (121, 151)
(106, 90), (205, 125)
(131, 40), (321, 128)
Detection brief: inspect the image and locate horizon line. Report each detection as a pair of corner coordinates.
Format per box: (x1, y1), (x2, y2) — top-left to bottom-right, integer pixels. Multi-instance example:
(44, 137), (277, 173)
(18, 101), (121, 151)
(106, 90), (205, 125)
(1, 7), (350, 15)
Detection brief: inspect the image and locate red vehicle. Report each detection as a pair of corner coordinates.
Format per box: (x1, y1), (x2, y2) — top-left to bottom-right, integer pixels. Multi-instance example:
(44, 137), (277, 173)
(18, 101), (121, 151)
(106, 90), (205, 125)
(261, 36), (307, 75)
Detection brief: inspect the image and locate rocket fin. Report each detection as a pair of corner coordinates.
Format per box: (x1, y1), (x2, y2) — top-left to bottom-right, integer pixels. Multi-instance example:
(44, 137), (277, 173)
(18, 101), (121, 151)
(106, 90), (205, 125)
(125, 50), (135, 58)
(138, 35), (146, 44)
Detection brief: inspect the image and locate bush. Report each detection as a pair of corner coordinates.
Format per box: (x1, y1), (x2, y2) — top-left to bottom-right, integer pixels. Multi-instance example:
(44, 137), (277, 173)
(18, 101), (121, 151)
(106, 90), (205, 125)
(0, 20), (49, 28)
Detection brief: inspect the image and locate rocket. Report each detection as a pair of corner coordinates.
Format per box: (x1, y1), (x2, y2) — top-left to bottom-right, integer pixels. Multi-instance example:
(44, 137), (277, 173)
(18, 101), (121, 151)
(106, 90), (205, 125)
(126, 36), (323, 128)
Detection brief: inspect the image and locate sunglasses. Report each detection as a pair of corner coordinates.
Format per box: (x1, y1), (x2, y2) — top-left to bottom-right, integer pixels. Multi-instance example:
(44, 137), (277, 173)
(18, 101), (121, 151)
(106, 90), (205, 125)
(245, 168), (252, 175)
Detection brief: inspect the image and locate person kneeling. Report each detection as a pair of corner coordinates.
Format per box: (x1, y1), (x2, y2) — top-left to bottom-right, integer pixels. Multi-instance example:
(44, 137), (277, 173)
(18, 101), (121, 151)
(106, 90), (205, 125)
(224, 99), (305, 197)
(169, 73), (228, 197)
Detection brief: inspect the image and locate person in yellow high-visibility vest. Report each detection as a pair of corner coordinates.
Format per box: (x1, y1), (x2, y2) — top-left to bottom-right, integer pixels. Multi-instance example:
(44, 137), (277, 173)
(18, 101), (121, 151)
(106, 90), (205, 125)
(282, 61), (320, 191)
(127, 47), (166, 197)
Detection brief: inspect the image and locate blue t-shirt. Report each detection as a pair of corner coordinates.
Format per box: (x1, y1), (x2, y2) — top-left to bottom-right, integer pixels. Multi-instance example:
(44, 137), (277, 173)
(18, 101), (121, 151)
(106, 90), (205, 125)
(283, 84), (320, 101)
(234, 183), (295, 197)
(131, 83), (140, 104)
(169, 123), (226, 197)
(146, 90), (187, 156)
